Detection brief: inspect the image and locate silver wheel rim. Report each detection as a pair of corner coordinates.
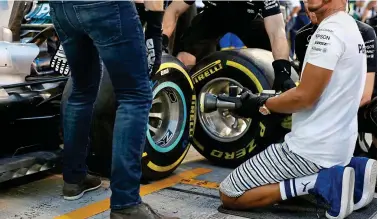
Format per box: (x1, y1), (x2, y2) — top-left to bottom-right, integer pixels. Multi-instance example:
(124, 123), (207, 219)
(198, 77), (252, 143)
(147, 82), (186, 153)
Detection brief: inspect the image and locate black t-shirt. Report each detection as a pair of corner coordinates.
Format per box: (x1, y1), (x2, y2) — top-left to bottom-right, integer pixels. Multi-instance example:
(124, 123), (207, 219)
(295, 20), (377, 97)
(184, 0), (281, 18)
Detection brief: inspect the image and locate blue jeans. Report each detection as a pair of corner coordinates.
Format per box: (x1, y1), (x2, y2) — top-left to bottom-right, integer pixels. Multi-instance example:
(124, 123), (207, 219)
(49, 1), (152, 209)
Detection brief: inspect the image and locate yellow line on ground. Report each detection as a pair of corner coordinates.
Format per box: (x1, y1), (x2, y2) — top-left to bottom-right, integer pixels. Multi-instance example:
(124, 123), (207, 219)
(180, 178), (220, 189)
(54, 168), (212, 219)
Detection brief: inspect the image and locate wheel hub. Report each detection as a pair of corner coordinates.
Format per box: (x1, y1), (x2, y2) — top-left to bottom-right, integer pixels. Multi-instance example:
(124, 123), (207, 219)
(198, 77), (252, 143)
(147, 82), (187, 153)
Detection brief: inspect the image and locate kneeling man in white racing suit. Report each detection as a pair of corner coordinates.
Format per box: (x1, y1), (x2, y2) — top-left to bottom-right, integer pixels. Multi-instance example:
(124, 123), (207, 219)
(219, 0), (376, 218)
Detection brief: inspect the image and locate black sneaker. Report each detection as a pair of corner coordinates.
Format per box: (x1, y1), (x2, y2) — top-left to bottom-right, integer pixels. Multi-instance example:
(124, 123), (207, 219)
(63, 174), (102, 200)
(110, 202), (179, 219)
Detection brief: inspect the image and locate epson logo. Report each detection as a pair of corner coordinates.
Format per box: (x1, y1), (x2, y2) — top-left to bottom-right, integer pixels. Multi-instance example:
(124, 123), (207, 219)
(315, 34), (330, 40)
(366, 44), (374, 50)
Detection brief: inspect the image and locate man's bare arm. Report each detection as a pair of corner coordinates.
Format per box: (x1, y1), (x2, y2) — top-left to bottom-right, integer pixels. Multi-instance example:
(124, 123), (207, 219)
(265, 63), (333, 113)
(162, 0), (191, 37)
(264, 14), (290, 60)
(144, 0), (164, 11)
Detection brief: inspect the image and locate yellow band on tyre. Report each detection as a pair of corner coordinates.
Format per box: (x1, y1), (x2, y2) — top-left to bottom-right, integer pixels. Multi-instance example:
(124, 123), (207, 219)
(226, 60), (264, 92)
(146, 146), (190, 172)
(158, 63), (194, 89)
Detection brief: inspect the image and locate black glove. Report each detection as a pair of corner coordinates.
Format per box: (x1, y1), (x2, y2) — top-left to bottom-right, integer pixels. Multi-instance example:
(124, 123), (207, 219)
(272, 59), (296, 92)
(162, 34), (170, 54)
(145, 10), (164, 77)
(290, 60), (300, 75)
(219, 88), (270, 118)
(51, 44), (70, 76)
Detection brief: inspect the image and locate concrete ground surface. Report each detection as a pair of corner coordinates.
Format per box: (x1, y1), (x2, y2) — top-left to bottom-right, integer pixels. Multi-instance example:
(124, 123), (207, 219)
(0, 147), (376, 219)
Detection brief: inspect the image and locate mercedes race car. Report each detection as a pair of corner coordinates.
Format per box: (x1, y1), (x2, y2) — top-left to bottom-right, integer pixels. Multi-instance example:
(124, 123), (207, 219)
(0, 25), (67, 183)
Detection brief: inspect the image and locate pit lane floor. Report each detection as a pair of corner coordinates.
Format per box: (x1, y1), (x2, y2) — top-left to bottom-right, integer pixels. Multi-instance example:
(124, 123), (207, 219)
(0, 147), (376, 219)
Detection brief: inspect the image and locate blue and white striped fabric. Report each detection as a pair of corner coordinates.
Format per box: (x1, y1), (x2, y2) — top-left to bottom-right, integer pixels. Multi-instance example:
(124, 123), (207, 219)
(219, 142), (323, 198)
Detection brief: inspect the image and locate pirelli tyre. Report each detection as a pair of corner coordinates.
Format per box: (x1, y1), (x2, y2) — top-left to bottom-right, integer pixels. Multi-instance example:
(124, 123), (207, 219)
(142, 54), (196, 180)
(190, 48), (299, 167)
(61, 54), (196, 180)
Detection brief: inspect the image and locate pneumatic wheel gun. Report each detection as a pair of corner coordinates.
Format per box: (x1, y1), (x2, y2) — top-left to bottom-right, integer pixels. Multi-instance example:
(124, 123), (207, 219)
(199, 85), (278, 114)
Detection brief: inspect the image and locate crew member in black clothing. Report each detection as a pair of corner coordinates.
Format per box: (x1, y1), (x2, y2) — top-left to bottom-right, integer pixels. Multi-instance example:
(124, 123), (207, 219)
(162, 0), (295, 91)
(295, 2), (377, 159)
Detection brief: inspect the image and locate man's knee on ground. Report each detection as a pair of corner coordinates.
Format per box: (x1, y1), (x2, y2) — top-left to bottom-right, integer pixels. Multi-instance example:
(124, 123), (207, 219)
(177, 52), (196, 66)
(219, 186), (281, 210)
(219, 191), (266, 210)
(220, 191), (240, 209)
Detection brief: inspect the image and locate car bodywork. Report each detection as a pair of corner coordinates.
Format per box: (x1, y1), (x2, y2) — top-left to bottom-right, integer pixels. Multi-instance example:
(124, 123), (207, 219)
(0, 3), (67, 182)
